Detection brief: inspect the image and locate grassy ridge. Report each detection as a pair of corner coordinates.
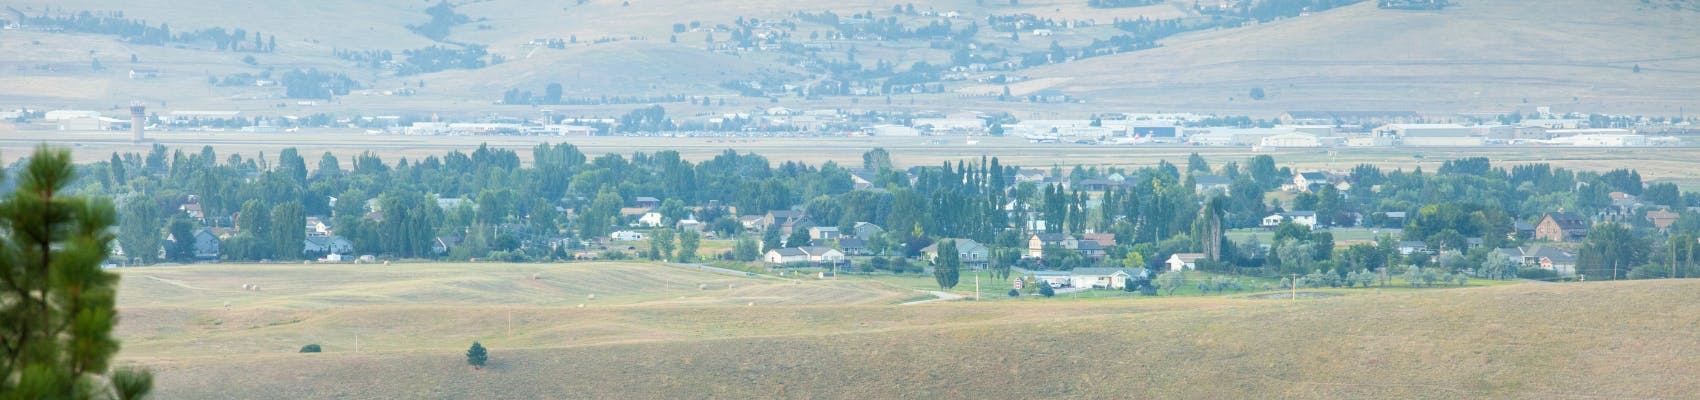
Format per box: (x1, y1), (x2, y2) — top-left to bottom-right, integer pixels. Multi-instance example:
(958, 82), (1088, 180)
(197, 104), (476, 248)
(5, 0), (1695, 115)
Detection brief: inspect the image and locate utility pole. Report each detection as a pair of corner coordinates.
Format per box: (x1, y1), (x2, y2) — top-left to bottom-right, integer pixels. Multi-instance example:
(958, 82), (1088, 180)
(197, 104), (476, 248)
(1291, 273), (1298, 300)
(975, 274), (981, 301)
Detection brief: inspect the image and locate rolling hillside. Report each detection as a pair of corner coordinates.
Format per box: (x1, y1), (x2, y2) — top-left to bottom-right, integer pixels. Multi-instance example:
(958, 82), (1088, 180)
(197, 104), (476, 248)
(1020, 0), (1700, 115)
(2, 0), (1695, 116)
(116, 265), (1700, 399)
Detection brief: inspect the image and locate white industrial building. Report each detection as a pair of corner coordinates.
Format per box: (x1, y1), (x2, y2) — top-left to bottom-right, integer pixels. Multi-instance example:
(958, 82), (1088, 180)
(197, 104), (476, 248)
(1561, 134), (1647, 147)
(1374, 123), (1473, 138)
(870, 124), (921, 136)
(1259, 132), (1323, 148)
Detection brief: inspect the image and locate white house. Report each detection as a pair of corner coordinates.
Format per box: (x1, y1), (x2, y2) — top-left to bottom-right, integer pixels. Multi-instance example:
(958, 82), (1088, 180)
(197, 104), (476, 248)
(1068, 267), (1148, 290)
(1166, 253), (1205, 271)
(799, 246), (846, 264)
(1263, 211), (1318, 228)
(764, 248), (808, 264)
(637, 212), (665, 227)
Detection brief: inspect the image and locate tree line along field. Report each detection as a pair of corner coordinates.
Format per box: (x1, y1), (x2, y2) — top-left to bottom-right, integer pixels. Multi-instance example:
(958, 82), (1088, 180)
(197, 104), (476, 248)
(113, 262), (1700, 399)
(12, 132), (1700, 188)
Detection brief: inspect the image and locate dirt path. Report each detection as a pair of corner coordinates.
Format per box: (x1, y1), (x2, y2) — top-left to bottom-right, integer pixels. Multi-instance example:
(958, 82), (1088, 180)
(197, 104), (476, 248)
(898, 290), (965, 306)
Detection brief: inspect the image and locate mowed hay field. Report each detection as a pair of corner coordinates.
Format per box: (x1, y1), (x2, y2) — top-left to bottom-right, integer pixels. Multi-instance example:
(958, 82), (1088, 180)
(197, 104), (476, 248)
(113, 262), (909, 357)
(113, 262), (1700, 399)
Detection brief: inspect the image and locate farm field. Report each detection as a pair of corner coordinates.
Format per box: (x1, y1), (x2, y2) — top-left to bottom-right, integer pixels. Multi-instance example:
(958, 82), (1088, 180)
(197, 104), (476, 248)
(110, 261), (1700, 399)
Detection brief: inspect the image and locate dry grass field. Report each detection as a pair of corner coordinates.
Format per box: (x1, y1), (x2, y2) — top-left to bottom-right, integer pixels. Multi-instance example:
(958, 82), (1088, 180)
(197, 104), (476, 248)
(109, 261), (1700, 399)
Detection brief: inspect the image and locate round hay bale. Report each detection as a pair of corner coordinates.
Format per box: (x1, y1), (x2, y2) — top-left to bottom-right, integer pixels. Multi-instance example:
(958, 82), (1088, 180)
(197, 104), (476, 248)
(242, 284), (251, 290)
(576, 303), (585, 308)
(587, 293), (596, 300)
(532, 273), (541, 280)
(698, 283), (708, 290)
(383, 261), (391, 266)
(747, 302), (755, 307)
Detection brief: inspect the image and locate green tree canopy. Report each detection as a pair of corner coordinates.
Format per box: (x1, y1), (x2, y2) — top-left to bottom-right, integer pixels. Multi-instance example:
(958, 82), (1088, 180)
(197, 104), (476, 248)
(0, 146), (153, 399)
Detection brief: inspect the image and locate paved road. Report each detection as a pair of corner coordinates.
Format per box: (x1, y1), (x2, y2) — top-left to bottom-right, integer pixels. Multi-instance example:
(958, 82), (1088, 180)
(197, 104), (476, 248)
(898, 290), (965, 306)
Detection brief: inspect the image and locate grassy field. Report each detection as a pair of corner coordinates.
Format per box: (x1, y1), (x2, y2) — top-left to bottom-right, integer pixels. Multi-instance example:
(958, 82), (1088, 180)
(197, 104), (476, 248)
(110, 260), (1700, 399)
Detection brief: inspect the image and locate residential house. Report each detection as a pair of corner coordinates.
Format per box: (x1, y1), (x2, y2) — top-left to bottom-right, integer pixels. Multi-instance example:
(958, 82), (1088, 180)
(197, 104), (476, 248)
(1398, 241), (1429, 255)
(1292, 172), (1346, 192)
(1497, 246), (1578, 276)
(1075, 240), (1106, 260)
(739, 215), (766, 230)
(1032, 270), (1072, 288)
(192, 229), (221, 260)
(1647, 209), (1681, 231)
(763, 248), (808, 264)
(763, 210), (811, 234)
(1013, 169), (1049, 185)
(1027, 233), (1078, 258)
(305, 216), (331, 237)
(847, 169), (877, 190)
(180, 202), (205, 221)
(1193, 174), (1233, 194)
(1262, 211), (1318, 229)
(1069, 267), (1149, 290)
(637, 212), (665, 227)
(809, 226), (841, 240)
(1076, 179), (1127, 191)
(1608, 192), (1639, 211)
(675, 217), (703, 233)
(801, 246), (846, 264)
(836, 238), (869, 255)
(765, 246), (847, 265)
(1082, 232), (1117, 248)
(852, 222), (884, 240)
(1511, 221), (1537, 239)
(634, 196), (662, 208)
(920, 239), (990, 269)
(432, 236), (463, 255)
(304, 236), (354, 255)
(1534, 212), (1589, 241)
(1166, 253), (1205, 271)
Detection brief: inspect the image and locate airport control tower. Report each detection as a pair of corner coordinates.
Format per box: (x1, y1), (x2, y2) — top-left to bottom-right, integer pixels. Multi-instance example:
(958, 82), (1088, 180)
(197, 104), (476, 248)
(130, 104), (146, 142)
